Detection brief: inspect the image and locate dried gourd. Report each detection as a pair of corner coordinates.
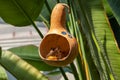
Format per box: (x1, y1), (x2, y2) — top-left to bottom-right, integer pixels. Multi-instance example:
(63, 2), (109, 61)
(39, 3), (78, 66)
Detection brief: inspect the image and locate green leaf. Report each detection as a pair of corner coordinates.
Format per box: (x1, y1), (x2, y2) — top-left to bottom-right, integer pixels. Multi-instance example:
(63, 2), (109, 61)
(89, 0), (120, 79)
(0, 0), (45, 26)
(8, 45), (57, 71)
(75, 0), (106, 79)
(0, 47), (8, 80)
(72, 1), (102, 80)
(0, 47), (1, 58)
(0, 65), (8, 80)
(0, 51), (48, 80)
(73, 0), (119, 79)
(37, 0), (56, 28)
(107, 0), (120, 25)
(102, 0), (113, 17)
(8, 45), (40, 60)
(39, 0), (56, 21)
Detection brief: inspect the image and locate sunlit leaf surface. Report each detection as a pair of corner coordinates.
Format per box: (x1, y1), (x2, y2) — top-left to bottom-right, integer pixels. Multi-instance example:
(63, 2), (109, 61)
(8, 45), (57, 71)
(0, 51), (48, 80)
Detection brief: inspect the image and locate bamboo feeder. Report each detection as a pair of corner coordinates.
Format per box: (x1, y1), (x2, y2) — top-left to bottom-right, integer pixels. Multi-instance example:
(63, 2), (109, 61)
(39, 3), (78, 66)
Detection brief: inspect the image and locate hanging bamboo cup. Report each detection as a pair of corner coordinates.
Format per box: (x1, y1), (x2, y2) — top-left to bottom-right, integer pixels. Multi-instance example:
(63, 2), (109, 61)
(39, 3), (78, 66)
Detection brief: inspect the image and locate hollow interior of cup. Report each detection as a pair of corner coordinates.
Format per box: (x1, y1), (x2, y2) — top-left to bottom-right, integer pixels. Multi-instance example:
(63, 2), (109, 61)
(40, 34), (70, 60)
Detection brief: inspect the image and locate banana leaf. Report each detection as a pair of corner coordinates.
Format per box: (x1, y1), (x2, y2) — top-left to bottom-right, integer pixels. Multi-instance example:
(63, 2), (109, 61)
(68, 0), (104, 79)
(0, 65), (8, 80)
(8, 45), (57, 71)
(0, 47), (1, 59)
(102, 0), (113, 17)
(90, 0), (120, 79)
(75, 0), (108, 79)
(37, 0), (56, 28)
(107, 0), (120, 25)
(0, 47), (8, 80)
(73, 0), (120, 79)
(0, 50), (48, 80)
(0, 0), (45, 26)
